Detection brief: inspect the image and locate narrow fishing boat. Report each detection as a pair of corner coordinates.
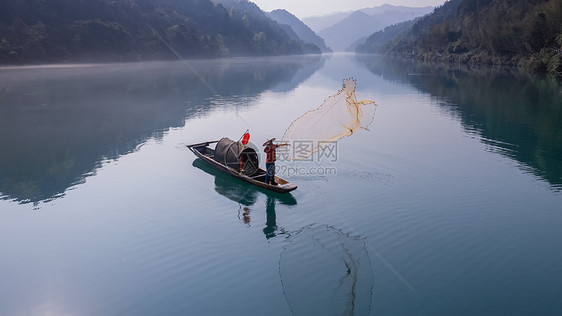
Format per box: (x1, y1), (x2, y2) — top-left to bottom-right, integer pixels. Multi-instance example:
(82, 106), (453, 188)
(187, 138), (297, 194)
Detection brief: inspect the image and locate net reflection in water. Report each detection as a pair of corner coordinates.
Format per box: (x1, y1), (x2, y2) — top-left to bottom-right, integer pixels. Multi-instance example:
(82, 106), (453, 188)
(279, 225), (374, 315)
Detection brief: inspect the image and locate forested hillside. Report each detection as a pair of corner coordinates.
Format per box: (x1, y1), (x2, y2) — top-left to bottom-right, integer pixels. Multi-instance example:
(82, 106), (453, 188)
(267, 9), (330, 53)
(389, 0), (562, 75)
(356, 19), (419, 54)
(0, 0), (312, 64)
(211, 1), (322, 54)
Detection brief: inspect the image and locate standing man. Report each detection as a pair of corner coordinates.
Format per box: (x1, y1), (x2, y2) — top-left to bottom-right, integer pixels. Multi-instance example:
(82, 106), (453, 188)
(263, 138), (288, 185)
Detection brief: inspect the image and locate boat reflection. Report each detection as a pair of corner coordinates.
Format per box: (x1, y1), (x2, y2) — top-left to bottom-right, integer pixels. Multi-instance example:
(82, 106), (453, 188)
(192, 159), (296, 239)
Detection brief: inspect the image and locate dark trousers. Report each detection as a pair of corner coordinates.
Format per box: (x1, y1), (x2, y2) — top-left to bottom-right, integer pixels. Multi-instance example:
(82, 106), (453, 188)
(265, 162), (275, 184)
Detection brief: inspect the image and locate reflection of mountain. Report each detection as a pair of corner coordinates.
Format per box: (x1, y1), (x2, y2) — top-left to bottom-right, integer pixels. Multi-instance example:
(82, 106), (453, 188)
(359, 56), (562, 189)
(0, 56), (323, 204)
(271, 55), (329, 92)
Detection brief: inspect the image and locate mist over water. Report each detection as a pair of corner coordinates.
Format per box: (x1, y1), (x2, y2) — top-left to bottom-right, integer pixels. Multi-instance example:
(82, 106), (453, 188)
(0, 54), (561, 315)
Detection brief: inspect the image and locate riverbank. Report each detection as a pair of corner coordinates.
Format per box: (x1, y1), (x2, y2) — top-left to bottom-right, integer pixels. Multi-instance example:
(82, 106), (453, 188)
(399, 49), (562, 79)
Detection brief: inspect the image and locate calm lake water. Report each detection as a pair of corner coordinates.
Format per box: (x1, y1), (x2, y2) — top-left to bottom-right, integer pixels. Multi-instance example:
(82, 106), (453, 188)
(1, 54), (561, 315)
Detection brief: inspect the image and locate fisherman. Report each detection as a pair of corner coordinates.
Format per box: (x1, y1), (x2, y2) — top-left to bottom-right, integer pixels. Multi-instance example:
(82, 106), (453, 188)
(263, 138), (288, 185)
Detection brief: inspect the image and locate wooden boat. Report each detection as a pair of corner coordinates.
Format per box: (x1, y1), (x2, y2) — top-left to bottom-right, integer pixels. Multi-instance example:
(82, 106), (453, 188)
(187, 140), (297, 194)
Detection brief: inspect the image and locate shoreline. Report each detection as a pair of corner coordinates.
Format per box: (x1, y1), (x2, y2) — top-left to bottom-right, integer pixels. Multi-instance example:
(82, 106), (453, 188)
(393, 49), (562, 79)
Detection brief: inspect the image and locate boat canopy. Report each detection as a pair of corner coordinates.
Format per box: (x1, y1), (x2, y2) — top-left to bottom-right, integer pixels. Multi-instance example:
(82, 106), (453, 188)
(214, 137), (260, 176)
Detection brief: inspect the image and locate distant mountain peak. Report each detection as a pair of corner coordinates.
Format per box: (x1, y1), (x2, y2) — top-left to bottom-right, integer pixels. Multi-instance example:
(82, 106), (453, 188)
(318, 5), (433, 52)
(270, 8), (291, 14)
(348, 10), (371, 18)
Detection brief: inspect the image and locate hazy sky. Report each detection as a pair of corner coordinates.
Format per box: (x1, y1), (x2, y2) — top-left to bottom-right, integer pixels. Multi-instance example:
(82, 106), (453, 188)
(251, 0), (447, 18)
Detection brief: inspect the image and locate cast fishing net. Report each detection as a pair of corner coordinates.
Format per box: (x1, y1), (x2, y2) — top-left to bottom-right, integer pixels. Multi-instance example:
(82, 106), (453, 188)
(281, 78), (377, 160)
(279, 225), (374, 315)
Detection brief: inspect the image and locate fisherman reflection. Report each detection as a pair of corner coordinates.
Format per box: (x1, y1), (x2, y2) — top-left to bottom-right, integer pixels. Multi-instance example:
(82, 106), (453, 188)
(237, 196), (278, 239)
(263, 195), (277, 239)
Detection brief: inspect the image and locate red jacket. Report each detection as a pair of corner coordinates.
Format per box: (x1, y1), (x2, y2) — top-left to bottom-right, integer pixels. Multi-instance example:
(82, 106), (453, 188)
(264, 144), (279, 163)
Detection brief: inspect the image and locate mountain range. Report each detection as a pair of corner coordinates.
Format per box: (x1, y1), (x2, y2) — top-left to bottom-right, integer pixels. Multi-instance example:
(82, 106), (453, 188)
(4, 0), (556, 75)
(306, 5), (433, 52)
(0, 0), (320, 64)
(267, 9), (331, 53)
